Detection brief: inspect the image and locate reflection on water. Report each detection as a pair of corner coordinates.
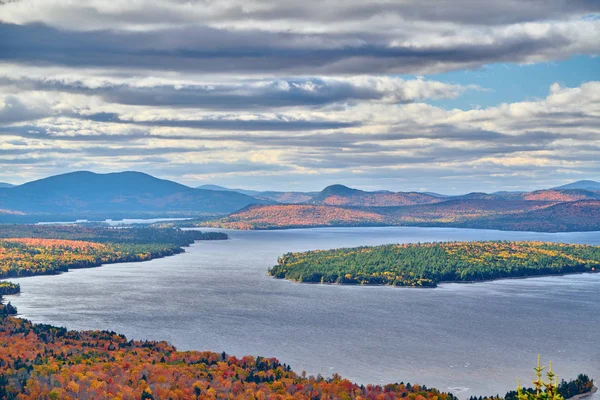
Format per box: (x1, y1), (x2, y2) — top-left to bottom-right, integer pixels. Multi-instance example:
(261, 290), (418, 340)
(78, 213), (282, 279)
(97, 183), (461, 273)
(6, 227), (600, 399)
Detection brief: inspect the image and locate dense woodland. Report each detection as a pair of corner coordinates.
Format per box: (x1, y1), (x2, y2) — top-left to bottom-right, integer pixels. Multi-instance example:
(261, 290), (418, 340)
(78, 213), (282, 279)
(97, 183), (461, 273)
(0, 282), (19, 296)
(0, 307), (593, 399)
(269, 241), (600, 287)
(0, 314), (456, 400)
(0, 225), (227, 279)
(0, 238), (181, 278)
(0, 282), (19, 317)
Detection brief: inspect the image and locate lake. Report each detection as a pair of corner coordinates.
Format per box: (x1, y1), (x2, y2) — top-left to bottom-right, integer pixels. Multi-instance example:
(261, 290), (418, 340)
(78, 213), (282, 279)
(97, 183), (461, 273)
(5, 227), (600, 399)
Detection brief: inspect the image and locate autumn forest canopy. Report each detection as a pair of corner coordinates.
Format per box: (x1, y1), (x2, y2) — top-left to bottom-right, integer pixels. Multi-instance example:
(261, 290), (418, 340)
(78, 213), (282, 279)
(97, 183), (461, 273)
(0, 225), (227, 279)
(269, 241), (600, 287)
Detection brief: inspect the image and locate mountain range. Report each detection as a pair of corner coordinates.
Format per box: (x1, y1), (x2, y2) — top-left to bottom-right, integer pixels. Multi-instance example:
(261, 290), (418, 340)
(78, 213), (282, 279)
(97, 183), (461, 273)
(0, 172), (598, 231)
(0, 171), (272, 220)
(199, 181), (600, 232)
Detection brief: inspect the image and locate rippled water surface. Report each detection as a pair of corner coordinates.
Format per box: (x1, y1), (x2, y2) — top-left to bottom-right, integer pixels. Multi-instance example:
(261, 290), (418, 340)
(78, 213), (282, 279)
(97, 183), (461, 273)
(6, 227), (600, 398)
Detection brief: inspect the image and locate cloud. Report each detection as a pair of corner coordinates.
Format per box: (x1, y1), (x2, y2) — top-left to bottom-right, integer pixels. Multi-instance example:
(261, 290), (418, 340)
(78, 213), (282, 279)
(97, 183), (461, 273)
(0, 95), (49, 124)
(0, 76), (473, 109)
(0, 81), (597, 192)
(1, 0), (598, 30)
(1, 19), (598, 75)
(0, 1), (598, 192)
(78, 111), (357, 131)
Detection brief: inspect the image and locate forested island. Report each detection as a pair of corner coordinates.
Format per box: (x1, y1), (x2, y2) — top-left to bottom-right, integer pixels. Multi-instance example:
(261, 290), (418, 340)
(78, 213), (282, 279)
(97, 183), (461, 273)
(0, 225), (227, 279)
(269, 241), (600, 287)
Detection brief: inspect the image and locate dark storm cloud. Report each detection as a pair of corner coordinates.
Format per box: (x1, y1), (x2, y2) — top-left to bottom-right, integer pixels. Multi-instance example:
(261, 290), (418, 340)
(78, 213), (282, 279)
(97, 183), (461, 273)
(0, 21), (584, 75)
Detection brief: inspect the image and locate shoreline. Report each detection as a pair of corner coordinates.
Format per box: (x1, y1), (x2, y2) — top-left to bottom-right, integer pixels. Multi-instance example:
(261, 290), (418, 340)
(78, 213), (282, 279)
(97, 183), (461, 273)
(568, 386), (598, 400)
(0, 247), (186, 281)
(0, 238), (207, 282)
(270, 268), (600, 289)
(196, 223), (600, 234)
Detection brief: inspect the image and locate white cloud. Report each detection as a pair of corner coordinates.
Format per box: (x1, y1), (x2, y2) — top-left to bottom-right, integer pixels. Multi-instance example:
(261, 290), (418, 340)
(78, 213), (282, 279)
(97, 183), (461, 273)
(0, 81), (597, 192)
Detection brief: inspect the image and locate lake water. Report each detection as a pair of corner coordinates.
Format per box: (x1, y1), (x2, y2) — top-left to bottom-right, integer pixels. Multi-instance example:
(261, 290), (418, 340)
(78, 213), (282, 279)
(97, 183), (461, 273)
(5, 227), (600, 399)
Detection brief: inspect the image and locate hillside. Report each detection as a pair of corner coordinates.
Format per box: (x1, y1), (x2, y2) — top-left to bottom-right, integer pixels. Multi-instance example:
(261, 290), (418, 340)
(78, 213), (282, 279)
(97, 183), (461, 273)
(522, 189), (600, 202)
(0, 171), (271, 217)
(310, 184), (442, 207)
(466, 200), (600, 232)
(206, 204), (385, 229)
(379, 199), (555, 224)
(204, 199), (600, 232)
(0, 316), (456, 400)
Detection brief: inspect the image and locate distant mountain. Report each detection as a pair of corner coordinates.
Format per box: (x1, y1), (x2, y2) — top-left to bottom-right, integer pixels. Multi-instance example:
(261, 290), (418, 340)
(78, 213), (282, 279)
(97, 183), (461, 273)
(255, 191), (316, 204)
(196, 184), (262, 197)
(553, 180), (600, 191)
(422, 192), (450, 198)
(193, 182), (600, 232)
(0, 182), (14, 188)
(450, 188), (600, 202)
(206, 204), (385, 229)
(310, 184), (442, 207)
(196, 184), (232, 192)
(467, 200), (600, 232)
(198, 184), (316, 204)
(522, 189), (600, 202)
(0, 171), (271, 217)
(451, 192), (502, 201)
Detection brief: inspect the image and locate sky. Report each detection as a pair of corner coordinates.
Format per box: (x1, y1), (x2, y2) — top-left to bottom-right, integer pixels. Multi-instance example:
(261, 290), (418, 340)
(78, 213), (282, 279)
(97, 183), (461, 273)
(0, 0), (599, 194)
